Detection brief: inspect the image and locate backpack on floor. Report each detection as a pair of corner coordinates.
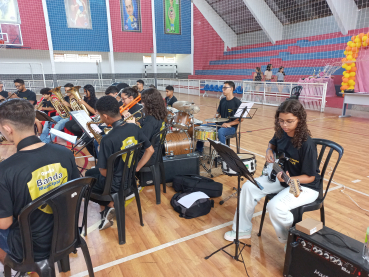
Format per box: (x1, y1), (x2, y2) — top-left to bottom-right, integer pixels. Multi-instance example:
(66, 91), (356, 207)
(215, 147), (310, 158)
(172, 174), (223, 198)
(170, 192), (214, 219)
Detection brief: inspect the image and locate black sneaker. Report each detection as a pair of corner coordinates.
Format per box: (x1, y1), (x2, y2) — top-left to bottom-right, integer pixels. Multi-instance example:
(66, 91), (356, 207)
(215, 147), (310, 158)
(98, 206), (115, 231)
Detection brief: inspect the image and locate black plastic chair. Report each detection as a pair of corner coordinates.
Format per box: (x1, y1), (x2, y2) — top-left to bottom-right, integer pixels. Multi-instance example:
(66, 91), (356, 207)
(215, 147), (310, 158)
(89, 143), (144, 245)
(139, 128), (167, 204)
(225, 133), (239, 154)
(257, 138), (344, 237)
(289, 85), (303, 100)
(4, 177), (96, 277)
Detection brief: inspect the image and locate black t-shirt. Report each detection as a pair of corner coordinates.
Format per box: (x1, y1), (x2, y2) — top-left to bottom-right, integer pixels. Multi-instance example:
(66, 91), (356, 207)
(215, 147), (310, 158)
(128, 103), (143, 124)
(217, 96), (242, 128)
(141, 115), (165, 163)
(165, 96), (177, 107)
(0, 90), (8, 98)
(17, 89), (37, 105)
(269, 132), (321, 191)
(84, 96), (97, 110)
(64, 96), (70, 103)
(0, 143), (80, 261)
(41, 99), (53, 108)
(96, 122), (151, 191)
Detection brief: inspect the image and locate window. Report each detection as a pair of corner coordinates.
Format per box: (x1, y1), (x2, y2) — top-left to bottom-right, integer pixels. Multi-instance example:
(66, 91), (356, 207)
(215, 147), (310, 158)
(54, 54), (102, 62)
(143, 55), (176, 64)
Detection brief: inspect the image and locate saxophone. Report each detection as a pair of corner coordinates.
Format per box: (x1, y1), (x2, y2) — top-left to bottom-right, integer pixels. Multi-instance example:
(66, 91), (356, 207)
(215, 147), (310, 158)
(50, 87), (71, 119)
(69, 86), (90, 116)
(86, 120), (103, 144)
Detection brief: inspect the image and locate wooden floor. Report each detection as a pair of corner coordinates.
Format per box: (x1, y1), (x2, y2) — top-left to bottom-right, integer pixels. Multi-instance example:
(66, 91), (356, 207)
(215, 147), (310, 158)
(1, 92), (369, 276)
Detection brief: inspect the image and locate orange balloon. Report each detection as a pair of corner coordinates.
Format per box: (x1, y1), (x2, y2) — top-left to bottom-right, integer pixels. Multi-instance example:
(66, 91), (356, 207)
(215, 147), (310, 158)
(346, 46), (352, 51)
(342, 85), (349, 90)
(353, 53), (358, 59)
(352, 47), (358, 52)
(352, 36), (356, 42)
(359, 33), (365, 39)
(366, 39), (369, 44)
(341, 58), (347, 62)
(348, 76), (356, 81)
(351, 66), (357, 72)
(343, 78), (349, 83)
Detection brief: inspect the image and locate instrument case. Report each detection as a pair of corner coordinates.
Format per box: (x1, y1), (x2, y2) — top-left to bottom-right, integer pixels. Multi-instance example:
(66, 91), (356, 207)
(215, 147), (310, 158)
(172, 174), (223, 198)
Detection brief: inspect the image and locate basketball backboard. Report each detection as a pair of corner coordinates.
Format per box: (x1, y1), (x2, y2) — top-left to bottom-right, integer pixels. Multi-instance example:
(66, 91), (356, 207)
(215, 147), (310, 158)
(0, 23), (23, 46)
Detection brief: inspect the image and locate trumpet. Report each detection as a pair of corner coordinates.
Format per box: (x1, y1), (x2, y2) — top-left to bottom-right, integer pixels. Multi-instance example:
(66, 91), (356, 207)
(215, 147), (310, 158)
(69, 86), (90, 116)
(119, 95), (141, 115)
(123, 107), (143, 124)
(50, 87), (71, 119)
(85, 120), (113, 144)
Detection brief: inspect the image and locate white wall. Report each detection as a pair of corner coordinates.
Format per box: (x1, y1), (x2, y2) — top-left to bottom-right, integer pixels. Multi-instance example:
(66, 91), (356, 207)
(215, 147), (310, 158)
(176, 54), (192, 73)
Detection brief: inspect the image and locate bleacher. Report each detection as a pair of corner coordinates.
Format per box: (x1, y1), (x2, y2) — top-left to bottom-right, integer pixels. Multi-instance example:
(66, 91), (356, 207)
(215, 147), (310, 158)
(190, 29), (369, 82)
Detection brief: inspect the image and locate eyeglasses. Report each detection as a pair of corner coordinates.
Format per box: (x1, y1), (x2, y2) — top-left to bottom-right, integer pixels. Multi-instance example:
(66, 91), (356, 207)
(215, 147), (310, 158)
(222, 86), (232, 90)
(121, 96), (129, 101)
(278, 118), (297, 126)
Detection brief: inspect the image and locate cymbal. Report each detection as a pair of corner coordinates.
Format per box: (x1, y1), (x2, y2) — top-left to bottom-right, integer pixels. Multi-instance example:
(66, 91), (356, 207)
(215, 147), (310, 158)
(172, 101), (200, 114)
(205, 117), (228, 123)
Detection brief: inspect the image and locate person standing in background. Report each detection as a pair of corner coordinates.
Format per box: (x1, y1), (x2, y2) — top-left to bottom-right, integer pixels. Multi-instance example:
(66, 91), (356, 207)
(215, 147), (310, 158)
(276, 66), (286, 93)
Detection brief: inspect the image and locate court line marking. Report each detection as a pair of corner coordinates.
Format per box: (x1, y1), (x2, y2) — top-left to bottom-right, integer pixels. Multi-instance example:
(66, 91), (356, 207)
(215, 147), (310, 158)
(352, 179), (361, 183)
(71, 211), (263, 277)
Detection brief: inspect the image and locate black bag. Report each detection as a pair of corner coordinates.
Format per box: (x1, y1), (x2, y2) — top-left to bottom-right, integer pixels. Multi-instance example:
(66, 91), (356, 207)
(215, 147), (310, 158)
(172, 174), (223, 198)
(170, 192), (214, 219)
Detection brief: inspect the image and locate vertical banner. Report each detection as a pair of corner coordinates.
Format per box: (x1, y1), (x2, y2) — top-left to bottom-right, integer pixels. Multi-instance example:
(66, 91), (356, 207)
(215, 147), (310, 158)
(164, 0), (181, 35)
(0, 0), (20, 23)
(64, 0), (92, 29)
(121, 0), (141, 32)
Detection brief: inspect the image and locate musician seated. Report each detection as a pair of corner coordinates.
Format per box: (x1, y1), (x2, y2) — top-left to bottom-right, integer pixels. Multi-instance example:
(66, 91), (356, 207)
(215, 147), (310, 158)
(224, 99), (321, 249)
(0, 81), (8, 102)
(165, 85), (177, 107)
(140, 88), (166, 165)
(136, 79), (145, 94)
(85, 96), (154, 230)
(40, 83), (74, 144)
(37, 87), (56, 117)
(0, 99), (79, 272)
(105, 85), (123, 107)
(195, 81), (242, 154)
(10, 79), (37, 105)
(121, 87), (143, 124)
(65, 84), (97, 137)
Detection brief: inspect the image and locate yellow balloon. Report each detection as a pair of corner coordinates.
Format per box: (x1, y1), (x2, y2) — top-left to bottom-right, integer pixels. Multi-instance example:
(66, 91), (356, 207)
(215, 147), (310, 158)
(348, 51), (353, 55)
(349, 86), (355, 90)
(356, 42), (362, 47)
(346, 66), (352, 71)
(351, 62), (356, 67)
(347, 55), (353, 60)
(364, 42), (368, 47)
(352, 58), (357, 62)
(343, 71), (347, 75)
(347, 41), (351, 46)
(342, 82), (348, 86)
(344, 51), (347, 55)
(349, 41), (355, 47)
(350, 72), (356, 77)
(363, 35), (368, 41)
(355, 37), (360, 43)
(344, 73), (350, 78)
(348, 80), (354, 85)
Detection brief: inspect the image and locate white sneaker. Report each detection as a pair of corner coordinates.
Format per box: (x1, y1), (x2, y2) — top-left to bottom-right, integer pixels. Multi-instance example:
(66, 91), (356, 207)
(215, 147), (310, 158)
(224, 230), (251, 242)
(88, 157), (95, 162)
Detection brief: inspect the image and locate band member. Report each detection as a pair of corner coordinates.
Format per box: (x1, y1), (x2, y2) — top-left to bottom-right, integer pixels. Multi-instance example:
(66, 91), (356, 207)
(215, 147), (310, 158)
(105, 85), (123, 106)
(36, 88), (56, 116)
(85, 96), (154, 230)
(121, 87), (143, 124)
(195, 81), (242, 154)
(165, 85), (177, 107)
(0, 99), (79, 273)
(0, 81), (8, 102)
(136, 79), (144, 93)
(65, 84), (97, 137)
(40, 83), (74, 143)
(140, 88), (166, 164)
(10, 79), (37, 105)
(224, 99), (320, 248)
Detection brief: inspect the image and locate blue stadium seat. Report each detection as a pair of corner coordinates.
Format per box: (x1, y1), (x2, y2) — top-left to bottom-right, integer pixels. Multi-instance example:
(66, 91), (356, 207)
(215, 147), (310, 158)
(209, 85), (215, 91)
(214, 85), (219, 92)
(203, 84), (210, 91)
(218, 85), (223, 92)
(236, 86), (243, 94)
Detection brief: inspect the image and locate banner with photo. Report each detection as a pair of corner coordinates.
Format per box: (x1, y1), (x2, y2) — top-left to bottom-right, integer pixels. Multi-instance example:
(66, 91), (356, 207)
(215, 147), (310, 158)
(121, 0), (141, 32)
(64, 0), (92, 29)
(0, 0), (20, 24)
(164, 0), (181, 35)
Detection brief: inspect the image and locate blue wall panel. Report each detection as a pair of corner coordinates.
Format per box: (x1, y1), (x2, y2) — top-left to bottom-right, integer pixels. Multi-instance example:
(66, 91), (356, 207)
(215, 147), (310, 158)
(155, 0), (191, 54)
(47, 0), (109, 52)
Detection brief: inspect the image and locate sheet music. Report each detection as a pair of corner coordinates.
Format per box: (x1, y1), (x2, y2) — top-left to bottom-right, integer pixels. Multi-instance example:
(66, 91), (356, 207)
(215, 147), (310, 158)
(177, 192), (209, 208)
(234, 102), (254, 118)
(70, 110), (101, 139)
(50, 129), (77, 144)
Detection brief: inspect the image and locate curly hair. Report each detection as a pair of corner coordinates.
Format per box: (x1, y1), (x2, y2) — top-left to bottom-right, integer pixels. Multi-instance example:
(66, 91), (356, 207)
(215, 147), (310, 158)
(141, 88), (167, 121)
(274, 99), (311, 149)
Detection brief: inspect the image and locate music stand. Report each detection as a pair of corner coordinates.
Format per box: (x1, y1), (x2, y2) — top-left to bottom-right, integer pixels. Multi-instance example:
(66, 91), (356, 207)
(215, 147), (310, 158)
(205, 139), (263, 273)
(36, 111), (57, 143)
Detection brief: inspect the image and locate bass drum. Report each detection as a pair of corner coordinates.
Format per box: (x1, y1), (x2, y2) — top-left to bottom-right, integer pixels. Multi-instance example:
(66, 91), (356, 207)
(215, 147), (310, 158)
(165, 131), (193, 156)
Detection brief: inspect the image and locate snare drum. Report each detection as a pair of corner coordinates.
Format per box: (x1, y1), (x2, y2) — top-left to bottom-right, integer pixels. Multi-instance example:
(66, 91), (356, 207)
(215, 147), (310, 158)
(165, 131), (192, 156)
(195, 126), (217, 141)
(222, 153), (256, 176)
(188, 118), (203, 137)
(172, 111), (192, 130)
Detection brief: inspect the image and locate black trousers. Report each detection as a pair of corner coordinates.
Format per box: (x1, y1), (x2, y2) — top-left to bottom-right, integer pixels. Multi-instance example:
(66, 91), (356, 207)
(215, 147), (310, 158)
(65, 119), (83, 137)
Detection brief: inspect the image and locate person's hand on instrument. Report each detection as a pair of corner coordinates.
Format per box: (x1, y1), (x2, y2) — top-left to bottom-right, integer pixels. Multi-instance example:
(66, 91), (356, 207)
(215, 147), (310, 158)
(122, 111), (131, 119)
(78, 99), (87, 106)
(265, 148), (274, 163)
(221, 122), (231, 128)
(277, 171), (290, 183)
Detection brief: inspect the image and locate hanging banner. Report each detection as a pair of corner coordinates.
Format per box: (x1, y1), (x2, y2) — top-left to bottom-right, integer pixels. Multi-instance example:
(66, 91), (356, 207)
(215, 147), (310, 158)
(164, 0), (181, 35)
(64, 0), (92, 29)
(121, 0), (141, 32)
(0, 0), (20, 24)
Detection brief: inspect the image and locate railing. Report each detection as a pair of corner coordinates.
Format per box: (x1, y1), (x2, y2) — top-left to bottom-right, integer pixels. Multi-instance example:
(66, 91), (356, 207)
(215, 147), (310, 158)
(198, 79), (243, 98)
(157, 78), (200, 96)
(4, 80), (54, 94)
(242, 80), (327, 112)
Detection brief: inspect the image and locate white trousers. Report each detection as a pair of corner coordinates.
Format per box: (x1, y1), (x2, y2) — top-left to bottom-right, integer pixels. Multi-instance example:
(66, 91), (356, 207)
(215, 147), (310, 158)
(232, 175), (319, 243)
